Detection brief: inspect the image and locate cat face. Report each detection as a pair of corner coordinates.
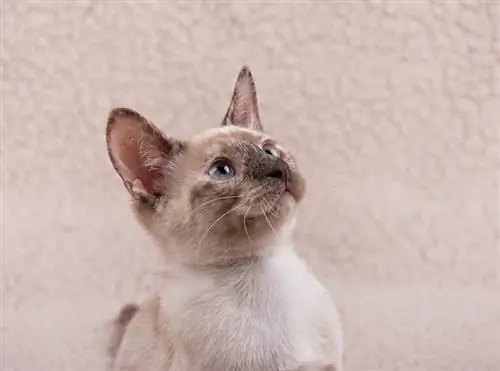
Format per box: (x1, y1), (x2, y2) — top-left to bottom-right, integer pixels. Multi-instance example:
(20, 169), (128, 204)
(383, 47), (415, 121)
(106, 67), (305, 264)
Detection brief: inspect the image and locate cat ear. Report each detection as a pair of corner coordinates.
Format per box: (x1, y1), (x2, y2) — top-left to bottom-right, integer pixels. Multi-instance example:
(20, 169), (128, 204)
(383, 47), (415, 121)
(106, 108), (184, 206)
(222, 66), (263, 131)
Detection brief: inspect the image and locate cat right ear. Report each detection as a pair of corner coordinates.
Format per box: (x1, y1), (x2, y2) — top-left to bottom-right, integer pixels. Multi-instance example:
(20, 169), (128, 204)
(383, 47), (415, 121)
(222, 66), (263, 132)
(106, 108), (184, 206)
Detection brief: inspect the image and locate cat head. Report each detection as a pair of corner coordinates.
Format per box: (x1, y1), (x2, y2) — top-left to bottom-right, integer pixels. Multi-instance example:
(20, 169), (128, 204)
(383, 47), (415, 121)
(106, 67), (305, 265)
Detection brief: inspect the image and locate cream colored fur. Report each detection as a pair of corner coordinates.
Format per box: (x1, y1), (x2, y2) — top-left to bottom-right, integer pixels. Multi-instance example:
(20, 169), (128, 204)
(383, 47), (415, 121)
(112, 231), (343, 371)
(107, 67), (343, 370)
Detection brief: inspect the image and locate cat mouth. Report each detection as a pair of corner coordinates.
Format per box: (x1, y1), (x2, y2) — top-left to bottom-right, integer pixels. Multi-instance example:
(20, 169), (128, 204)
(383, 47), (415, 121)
(241, 191), (292, 220)
(240, 180), (298, 221)
(266, 187), (296, 214)
(283, 173), (305, 203)
(271, 183), (297, 207)
(282, 183), (299, 203)
(280, 189), (296, 208)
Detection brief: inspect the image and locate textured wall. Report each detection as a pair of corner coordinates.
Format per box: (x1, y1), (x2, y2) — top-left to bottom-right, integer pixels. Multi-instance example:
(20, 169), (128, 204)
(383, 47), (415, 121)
(2, 1), (499, 370)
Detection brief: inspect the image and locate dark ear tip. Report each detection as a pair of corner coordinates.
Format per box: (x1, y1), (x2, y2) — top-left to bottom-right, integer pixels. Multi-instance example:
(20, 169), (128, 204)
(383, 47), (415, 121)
(238, 65), (253, 78)
(107, 107), (146, 134)
(108, 107), (142, 122)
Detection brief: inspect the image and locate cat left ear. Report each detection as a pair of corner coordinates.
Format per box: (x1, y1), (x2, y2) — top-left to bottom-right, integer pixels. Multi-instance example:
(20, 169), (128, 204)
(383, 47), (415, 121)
(106, 108), (184, 206)
(222, 66), (263, 132)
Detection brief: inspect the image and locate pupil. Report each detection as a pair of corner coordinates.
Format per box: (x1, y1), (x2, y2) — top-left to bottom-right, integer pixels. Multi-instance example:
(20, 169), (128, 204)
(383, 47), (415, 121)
(219, 165), (228, 174)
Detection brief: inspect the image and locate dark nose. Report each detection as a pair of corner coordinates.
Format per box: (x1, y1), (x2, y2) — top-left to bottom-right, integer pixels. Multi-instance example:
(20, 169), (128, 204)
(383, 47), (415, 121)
(267, 159), (287, 182)
(269, 168), (284, 180)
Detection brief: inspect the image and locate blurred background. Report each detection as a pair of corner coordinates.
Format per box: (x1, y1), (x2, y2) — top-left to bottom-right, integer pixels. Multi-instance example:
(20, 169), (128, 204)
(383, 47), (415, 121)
(2, 1), (499, 370)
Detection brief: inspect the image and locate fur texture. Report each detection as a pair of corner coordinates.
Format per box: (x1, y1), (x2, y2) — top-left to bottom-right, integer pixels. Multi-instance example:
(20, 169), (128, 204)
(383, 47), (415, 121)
(105, 67), (343, 370)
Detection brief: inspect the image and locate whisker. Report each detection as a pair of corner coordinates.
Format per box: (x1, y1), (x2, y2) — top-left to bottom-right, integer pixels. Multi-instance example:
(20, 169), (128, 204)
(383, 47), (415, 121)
(189, 195), (243, 219)
(243, 206), (253, 243)
(197, 204), (243, 247)
(185, 195), (244, 263)
(260, 198), (279, 217)
(261, 206), (277, 237)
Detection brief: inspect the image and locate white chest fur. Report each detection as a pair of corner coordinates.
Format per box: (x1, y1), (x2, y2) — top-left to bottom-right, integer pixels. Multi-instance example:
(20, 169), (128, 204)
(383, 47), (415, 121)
(159, 245), (343, 370)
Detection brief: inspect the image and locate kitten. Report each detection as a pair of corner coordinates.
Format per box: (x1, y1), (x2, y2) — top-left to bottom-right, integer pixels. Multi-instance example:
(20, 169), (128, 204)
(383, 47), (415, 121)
(105, 67), (343, 371)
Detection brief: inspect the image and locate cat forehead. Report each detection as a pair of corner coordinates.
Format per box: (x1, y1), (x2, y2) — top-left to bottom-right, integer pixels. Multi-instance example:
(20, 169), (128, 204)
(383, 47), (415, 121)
(192, 126), (265, 144)
(187, 126), (271, 156)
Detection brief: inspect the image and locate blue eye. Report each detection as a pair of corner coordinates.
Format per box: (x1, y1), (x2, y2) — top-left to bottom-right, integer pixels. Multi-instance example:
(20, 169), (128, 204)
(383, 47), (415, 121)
(209, 160), (235, 181)
(263, 144), (280, 158)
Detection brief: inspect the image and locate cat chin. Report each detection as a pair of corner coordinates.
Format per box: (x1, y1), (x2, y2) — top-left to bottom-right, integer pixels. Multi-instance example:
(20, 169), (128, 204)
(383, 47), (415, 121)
(282, 190), (296, 205)
(275, 191), (296, 216)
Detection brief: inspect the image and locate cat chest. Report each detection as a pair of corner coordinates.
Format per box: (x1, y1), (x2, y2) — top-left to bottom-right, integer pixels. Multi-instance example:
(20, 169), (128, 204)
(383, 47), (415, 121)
(163, 262), (326, 369)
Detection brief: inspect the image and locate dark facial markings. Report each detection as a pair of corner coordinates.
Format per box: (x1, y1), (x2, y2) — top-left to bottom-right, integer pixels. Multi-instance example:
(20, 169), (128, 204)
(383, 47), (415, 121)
(239, 142), (290, 185)
(188, 140), (292, 216)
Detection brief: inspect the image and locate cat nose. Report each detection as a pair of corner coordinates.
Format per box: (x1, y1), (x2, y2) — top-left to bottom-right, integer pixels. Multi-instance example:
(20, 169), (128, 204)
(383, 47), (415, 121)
(267, 159), (287, 182)
(269, 168), (284, 180)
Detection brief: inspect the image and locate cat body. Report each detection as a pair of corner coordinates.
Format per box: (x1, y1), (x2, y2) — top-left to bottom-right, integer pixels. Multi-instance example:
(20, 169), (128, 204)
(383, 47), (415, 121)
(106, 67), (343, 371)
(114, 245), (342, 371)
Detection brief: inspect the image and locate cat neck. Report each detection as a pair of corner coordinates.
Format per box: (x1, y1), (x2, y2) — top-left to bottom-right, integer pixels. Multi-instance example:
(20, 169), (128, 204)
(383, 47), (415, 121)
(164, 216), (298, 271)
(159, 238), (303, 293)
(166, 232), (295, 274)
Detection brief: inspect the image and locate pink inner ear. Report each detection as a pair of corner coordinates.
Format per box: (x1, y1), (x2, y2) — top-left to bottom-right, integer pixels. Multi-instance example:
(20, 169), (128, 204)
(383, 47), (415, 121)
(122, 138), (157, 192)
(109, 122), (160, 195)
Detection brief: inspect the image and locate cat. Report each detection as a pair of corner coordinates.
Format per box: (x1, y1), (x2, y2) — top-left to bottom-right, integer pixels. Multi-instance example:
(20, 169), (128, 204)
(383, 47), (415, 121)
(105, 66), (343, 371)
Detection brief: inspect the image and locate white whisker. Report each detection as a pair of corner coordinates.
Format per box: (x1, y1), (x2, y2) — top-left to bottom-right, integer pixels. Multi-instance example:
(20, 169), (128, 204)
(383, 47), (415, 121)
(197, 204), (243, 247)
(261, 206), (277, 237)
(189, 195), (243, 219)
(243, 206), (253, 243)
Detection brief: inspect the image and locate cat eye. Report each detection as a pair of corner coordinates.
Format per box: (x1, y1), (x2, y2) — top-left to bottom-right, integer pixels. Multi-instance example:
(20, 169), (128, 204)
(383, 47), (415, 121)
(262, 143), (280, 158)
(208, 160), (235, 181)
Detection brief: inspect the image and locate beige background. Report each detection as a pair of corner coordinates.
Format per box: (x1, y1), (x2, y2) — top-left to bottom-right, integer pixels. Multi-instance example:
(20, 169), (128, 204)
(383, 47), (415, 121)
(2, 1), (499, 370)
